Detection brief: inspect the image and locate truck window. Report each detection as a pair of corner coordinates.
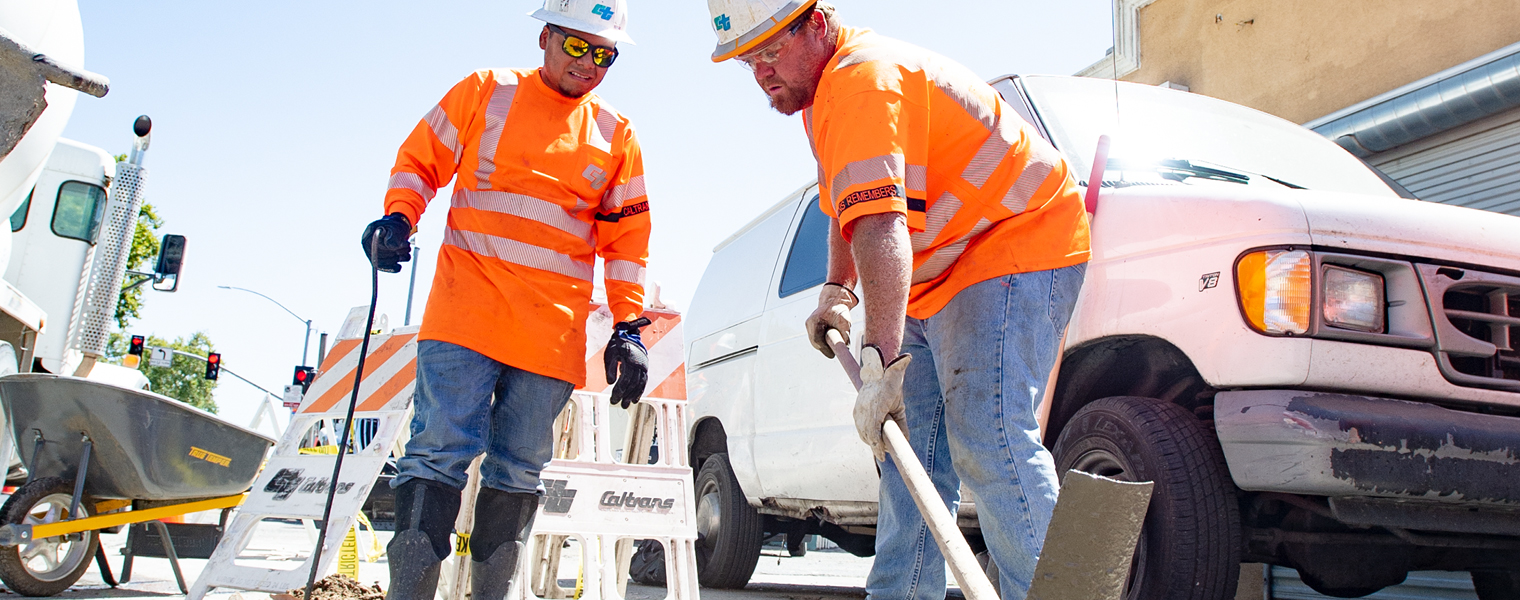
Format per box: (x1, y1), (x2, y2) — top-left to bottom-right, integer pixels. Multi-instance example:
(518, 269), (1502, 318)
(51, 181), (107, 243)
(9, 189), (31, 232)
(778, 195), (830, 298)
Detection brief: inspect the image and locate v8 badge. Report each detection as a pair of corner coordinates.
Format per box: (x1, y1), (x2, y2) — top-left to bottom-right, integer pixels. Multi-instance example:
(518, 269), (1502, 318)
(582, 164), (608, 190)
(1199, 272), (1220, 292)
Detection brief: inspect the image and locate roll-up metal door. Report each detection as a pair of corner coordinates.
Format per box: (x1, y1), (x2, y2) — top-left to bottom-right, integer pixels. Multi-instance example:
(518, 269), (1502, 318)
(1269, 567), (1478, 599)
(1370, 108), (1520, 216)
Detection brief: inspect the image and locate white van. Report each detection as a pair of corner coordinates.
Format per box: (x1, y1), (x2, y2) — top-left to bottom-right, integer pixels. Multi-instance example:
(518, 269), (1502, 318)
(668, 76), (1520, 600)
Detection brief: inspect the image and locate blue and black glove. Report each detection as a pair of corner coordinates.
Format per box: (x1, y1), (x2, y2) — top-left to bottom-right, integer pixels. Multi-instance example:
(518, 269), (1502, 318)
(361, 213), (413, 273)
(604, 317), (652, 409)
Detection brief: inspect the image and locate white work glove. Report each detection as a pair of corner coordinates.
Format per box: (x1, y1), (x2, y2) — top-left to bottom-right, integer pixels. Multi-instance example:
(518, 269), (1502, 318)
(854, 345), (911, 463)
(805, 283), (859, 359)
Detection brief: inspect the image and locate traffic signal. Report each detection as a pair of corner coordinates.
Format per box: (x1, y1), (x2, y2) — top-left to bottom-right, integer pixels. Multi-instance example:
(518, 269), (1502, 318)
(292, 366), (317, 392)
(129, 335), (145, 356)
(205, 353), (221, 381)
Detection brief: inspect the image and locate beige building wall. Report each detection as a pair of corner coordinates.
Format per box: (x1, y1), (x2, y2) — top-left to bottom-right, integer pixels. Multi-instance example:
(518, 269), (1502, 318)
(1120, 0), (1520, 124)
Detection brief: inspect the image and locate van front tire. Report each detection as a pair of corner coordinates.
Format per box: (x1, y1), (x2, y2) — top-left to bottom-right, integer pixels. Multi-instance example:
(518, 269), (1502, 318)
(694, 453), (763, 589)
(1052, 396), (1241, 600)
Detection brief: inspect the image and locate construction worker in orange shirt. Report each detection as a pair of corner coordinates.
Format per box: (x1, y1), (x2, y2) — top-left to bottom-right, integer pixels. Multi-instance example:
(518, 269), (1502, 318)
(361, 2), (652, 599)
(707, 2), (1091, 598)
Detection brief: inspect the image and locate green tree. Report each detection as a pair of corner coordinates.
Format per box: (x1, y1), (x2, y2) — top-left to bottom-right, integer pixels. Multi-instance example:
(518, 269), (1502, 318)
(106, 332), (218, 413)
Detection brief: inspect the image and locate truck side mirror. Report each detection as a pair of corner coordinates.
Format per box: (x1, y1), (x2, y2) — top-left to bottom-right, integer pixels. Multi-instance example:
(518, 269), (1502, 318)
(152, 234), (186, 292)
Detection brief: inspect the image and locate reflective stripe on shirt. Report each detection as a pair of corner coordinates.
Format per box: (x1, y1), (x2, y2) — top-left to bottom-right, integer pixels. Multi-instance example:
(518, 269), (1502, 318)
(452, 189), (592, 244)
(588, 105), (619, 153)
(388, 172), (436, 202)
(605, 260), (646, 285)
(474, 73), (520, 189)
(444, 228), (594, 281)
(423, 105), (463, 165)
(602, 174), (646, 210)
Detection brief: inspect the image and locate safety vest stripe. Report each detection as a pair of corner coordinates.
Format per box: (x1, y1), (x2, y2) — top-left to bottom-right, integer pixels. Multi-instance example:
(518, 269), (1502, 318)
(388, 172), (437, 202)
(963, 118), (1015, 188)
(913, 216), (991, 284)
(452, 189), (592, 244)
(909, 115), (1046, 258)
(589, 106), (619, 153)
(829, 154), (905, 207)
(444, 228), (594, 281)
(906, 164), (927, 195)
(835, 44), (997, 132)
(603, 175), (646, 210)
(605, 260), (646, 285)
(1001, 141), (1059, 214)
(473, 76), (519, 189)
(912, 190), (962, 253)
(423, 105), (462, 164)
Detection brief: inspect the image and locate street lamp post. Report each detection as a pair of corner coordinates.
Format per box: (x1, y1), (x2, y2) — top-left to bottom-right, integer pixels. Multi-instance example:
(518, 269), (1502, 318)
(217, 285), (314, 366)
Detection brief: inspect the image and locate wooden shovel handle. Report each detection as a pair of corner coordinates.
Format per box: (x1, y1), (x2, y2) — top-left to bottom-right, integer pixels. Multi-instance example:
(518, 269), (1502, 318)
(823, 328), (998, 600)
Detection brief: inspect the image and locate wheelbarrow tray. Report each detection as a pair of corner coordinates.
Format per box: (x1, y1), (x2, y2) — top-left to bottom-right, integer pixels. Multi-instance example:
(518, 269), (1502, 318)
(0, 373), (274, 500)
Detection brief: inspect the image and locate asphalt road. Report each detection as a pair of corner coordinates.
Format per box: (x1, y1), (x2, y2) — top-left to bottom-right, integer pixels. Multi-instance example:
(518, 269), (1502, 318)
(34, 520), (899, 600)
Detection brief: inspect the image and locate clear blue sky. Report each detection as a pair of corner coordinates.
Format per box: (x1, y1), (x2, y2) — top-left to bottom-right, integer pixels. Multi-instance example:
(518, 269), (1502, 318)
(63, 1), (1114, 428)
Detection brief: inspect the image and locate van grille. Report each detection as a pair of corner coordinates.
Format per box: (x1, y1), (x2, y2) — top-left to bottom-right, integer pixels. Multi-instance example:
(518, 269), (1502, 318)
(1420, 264), (1520, 391)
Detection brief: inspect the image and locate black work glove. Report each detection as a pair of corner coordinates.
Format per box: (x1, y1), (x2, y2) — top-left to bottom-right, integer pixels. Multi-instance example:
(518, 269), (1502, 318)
(361, 213), (413, 273)
(604, 316), (652, 409)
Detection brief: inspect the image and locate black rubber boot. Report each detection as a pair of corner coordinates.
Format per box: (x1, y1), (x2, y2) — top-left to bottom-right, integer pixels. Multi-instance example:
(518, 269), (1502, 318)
(385, 479), (462, 600)
(468, 488), (539, 600)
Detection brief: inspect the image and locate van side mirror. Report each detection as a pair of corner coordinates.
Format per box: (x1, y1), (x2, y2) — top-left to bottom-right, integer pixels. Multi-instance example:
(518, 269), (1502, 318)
(152, 234), (186, 292)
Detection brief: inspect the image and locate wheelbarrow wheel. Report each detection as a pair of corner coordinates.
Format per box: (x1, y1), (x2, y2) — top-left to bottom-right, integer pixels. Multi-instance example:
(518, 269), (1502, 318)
(0, 477), (98, 596)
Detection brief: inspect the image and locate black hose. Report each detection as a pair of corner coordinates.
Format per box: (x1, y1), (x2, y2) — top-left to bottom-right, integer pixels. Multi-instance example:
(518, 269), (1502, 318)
(303, 231), (383, 598)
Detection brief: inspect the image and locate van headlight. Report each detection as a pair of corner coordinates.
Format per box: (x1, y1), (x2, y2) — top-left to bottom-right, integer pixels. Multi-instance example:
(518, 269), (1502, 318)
(1236, 249), (1312, 334)
(1321, 265), (1385, 333)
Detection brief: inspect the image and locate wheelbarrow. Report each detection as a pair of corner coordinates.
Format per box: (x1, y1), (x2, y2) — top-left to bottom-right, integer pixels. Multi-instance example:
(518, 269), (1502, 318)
(0, 374), (274, 596)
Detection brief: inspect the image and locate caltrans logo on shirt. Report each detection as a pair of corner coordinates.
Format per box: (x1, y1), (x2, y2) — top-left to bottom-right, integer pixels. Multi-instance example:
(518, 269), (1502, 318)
(714, 14), (732, 31)
(583, 164), (608, 190)
(592, 4), (615, 20)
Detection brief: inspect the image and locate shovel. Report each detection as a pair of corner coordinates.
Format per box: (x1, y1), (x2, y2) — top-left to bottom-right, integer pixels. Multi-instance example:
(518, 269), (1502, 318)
(826, 328), (999, 600)
(825, 329), (1155, 600)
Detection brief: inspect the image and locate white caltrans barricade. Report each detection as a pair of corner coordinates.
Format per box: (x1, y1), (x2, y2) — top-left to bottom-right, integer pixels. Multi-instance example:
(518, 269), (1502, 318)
(188, 313), (420, 599)
(440, 305), (697, 600)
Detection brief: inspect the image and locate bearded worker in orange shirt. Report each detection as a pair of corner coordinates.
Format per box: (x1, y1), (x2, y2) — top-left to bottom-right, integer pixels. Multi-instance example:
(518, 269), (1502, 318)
(360, 2), (653, 599)
(707, 2), (1091, 599)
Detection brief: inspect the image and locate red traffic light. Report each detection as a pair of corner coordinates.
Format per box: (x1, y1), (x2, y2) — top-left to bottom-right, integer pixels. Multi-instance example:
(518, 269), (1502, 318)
(128, 335), (145, 356)
(205, 353), (221, 381)
(292, 366), (317, 392)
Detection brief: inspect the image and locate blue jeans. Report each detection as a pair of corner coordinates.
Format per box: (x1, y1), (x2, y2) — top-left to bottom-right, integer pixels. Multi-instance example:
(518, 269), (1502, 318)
(866, 264), (1085, 600)
(394, 340), (575, 494)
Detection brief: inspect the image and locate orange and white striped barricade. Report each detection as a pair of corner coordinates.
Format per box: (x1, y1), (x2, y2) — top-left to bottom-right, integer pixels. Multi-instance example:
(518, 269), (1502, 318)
(188, 319), (420, 599)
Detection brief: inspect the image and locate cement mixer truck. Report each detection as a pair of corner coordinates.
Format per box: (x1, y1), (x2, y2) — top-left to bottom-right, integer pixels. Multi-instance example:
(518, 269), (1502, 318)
(0, 0), (189, 473)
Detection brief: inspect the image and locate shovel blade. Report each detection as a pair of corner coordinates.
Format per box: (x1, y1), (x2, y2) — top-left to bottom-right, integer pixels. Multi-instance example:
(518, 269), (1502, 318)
(1026, 470), (1153, 600)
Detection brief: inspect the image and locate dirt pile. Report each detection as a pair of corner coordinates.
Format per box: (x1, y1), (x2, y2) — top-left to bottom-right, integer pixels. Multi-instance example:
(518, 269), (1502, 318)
(279, 574), (385, 600)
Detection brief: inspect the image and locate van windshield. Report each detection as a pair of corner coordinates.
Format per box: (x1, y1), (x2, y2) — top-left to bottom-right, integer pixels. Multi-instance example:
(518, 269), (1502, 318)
(1018, 76), (1400, 199)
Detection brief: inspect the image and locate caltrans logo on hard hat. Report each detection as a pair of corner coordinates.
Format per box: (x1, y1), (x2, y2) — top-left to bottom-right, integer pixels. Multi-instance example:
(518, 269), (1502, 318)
(706, 0), (817, 62)
(531, 0), (634, 44)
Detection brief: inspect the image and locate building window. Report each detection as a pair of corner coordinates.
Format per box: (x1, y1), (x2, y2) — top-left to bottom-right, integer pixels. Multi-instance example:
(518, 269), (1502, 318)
(51, 181), (107, 243)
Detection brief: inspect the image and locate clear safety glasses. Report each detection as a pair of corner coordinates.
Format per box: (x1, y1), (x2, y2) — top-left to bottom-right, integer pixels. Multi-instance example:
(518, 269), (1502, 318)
(736, 18), (807, 71)
(548, 24), (619, 68)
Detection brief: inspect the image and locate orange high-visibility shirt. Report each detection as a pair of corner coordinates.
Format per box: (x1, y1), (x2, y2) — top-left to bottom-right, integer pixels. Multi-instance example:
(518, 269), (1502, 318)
(806, 28), (1090, 319)
(384, 68), (651, 385)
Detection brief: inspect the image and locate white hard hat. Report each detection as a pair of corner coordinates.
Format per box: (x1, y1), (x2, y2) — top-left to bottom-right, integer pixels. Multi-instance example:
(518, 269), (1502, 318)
(707, 0), (816, 62)
(530, 0), (634, 45)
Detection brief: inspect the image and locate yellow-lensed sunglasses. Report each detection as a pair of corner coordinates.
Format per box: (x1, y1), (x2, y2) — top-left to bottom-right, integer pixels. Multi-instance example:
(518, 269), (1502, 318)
(548, 24), (619, 68)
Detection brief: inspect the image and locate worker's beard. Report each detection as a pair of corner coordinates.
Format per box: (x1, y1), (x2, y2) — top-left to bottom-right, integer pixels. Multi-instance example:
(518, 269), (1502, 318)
(763, 76), (818, 116)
